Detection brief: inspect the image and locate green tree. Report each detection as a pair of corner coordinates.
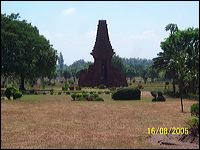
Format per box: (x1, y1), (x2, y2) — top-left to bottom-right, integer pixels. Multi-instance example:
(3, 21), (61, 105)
(1, 13), (57, 90)
(147, 65), (159, 82)
(165, 23), (179, 35)
(63, 69), (71, 81)
(58, 52), (64, 76)
(153, 24), (199, 112)
(126, 67), (136, 83)
(68, 59), (92, 84)
(112, 54), (126, 74)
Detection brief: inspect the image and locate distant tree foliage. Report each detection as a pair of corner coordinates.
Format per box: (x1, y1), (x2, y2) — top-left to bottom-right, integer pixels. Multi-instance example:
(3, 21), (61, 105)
(112, 54), (126, 74)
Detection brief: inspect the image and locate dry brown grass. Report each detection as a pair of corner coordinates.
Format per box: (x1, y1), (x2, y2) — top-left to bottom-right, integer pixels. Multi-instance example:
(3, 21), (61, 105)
(1, 91), (197, 149)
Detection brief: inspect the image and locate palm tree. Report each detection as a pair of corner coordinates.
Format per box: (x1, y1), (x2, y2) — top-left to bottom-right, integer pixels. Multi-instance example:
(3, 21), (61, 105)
(165, 23), (178, 35)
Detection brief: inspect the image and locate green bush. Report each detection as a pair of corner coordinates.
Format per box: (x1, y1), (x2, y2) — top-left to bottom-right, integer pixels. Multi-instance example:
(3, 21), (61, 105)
(76, 86), (82, 90)
(69, 86), (74, 90)
(191, 103), (199, 117)
(98, 84), (106, 89)
(4, 87), (18, 99)
(4, 86), (22, 100)
(112, 88), (141, 100)
(71, 93), (76, 100)
(94, 97), (104, 101)
(58, 92), (62, 95)
(185, 116), (199, 136)
(90, 91), (94, 94)
(62, 84), (69, 91)
(104, 91), (110, 94)
(50, 89), (54, 95)
(91, 93), (98, 99)
(98, 91), (102, 94)
(82, 93), (89, 98)
(152, 91), (166, 102)
(70, 92), (103, 101)
(13, 91), (22, 99)
(75, 93), (83, 99)
(66, 91), (70, 95)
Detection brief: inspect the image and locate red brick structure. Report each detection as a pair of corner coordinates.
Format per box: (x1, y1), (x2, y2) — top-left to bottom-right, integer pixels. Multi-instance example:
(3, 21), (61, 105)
(78, 20), (128, 87)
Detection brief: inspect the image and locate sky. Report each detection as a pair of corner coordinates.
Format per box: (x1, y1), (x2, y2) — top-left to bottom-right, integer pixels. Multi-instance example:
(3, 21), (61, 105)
(1, 1), (199, 66)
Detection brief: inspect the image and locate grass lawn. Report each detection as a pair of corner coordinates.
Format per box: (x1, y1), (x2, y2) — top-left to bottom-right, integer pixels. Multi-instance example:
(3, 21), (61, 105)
(1, 91), (197, 149)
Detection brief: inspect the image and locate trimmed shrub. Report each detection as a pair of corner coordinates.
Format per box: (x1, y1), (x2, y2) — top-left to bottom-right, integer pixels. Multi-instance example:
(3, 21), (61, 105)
(13, 91), (22, 99)
(191, 103), (199, 117)
(62, 84), (69, 91)
(150, 91), (157, 99)
(43, 92), (47, 95)
(157, 91), (166, 101)
(69, 86), (74, 90)
(82, 93), (89, 99)
(98, 84), (106, 89)
(151, 91), (166, 102)
(70, 92), (103, 101)
(66, 91), (71, 95)
(98, 91), (102, 94)
(5, 86), (22, 100)
(71, 93), (76, 100)
(105, 91), (110, 94)
(50, 89), (54, 95)
(75, 93), (83, 99)
(112, 88), (141, 100)
(5, 87), (18, 99)
(76, 86), (82, 90)
(58, 92), (62, 95)
(91, 93), (98, 99)
(94, 97), (104, 101)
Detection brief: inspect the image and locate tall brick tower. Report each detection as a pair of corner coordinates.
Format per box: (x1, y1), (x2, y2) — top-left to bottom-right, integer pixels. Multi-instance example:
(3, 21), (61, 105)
(78, 20), (127, 87)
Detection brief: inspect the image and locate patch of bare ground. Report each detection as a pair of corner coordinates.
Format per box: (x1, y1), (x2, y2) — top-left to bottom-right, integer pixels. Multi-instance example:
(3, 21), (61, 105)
(1, 92), (198, 149)
(147, 134), (199, 149)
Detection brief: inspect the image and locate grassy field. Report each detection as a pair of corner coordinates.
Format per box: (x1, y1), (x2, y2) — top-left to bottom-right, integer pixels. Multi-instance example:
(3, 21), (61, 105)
(1, 91), (197, 149)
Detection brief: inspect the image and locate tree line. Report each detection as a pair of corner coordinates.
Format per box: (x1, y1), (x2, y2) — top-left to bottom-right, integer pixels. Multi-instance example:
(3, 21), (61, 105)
(57, 53), (159, 84)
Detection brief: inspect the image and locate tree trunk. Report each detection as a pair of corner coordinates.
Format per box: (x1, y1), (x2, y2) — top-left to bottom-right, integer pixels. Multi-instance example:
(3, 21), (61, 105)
(19, 75), (25, 91)
(144, 77), (147, 84)
(179, 79), (184, 112)
(130, 77), (132, 84)
(73, 76), (76, 88)
(172, 79), (176, 95)
(192, 78), (196, 94)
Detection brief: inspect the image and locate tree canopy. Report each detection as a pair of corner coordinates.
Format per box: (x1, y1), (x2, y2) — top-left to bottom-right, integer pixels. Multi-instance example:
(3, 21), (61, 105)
(1, 13), (58, 90)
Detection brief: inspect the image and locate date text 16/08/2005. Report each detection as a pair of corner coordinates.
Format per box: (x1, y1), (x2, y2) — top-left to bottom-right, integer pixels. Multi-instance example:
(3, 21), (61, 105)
(148, 127), (189, 135)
